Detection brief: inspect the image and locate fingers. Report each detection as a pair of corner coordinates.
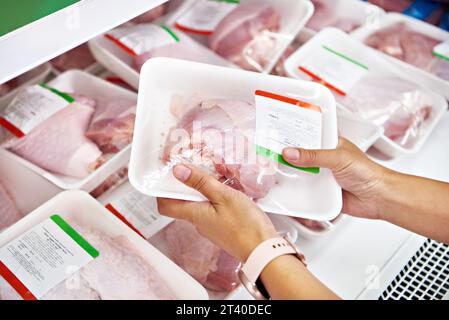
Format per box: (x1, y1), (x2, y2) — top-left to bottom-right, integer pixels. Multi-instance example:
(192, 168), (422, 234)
(157, 197), (209, 222)
(172, 164), (230, 203)
(282, 137), (353, 170)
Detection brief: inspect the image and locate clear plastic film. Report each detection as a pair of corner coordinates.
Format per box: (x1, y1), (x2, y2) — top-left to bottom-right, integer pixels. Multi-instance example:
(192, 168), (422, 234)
(154, 219), (241, 293)
(0, 181), (22, 231)
(306, 0), (362, 33)
(365, 22), (449, 81)
(336, 76), (437, 149)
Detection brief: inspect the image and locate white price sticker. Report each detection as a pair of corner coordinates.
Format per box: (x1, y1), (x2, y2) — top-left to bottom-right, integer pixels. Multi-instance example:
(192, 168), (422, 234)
(299, 46), (369, 96)
(175, 0), (239, 35)
(433, 40), (449, 61)
(0, 215), (98, 300)
(106, 190), (172, 239)
(0, 85), (73, 138)
(106, 24), (180, 56)
(255, 90), (322, 174)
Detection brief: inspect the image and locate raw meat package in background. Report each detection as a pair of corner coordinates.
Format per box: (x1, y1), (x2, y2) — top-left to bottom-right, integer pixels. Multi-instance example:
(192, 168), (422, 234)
(305, 0), (385, 33)
(0, 71), (137, 191)
(50, 44), (97, 72)
(151, 220), (241, 293)
(364, 22), (449, 81)
(0, 191), (209, 300)
(0, 181), (22, 231)
(128, 3), (168, 24)
(89, 23), (233, 89)
(129, 58), (342, 221)
(284, 28), (447, 156)
(168, 0), (314, 73)
(368, 0), (413, 13)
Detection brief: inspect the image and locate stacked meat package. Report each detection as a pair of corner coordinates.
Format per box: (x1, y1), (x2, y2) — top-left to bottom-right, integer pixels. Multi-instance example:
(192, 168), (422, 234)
(1, 0), (448, 300)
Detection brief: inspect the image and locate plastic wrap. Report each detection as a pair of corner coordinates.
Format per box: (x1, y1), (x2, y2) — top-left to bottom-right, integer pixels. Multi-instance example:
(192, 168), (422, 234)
(306, 0), (361, 33)
(128, 3), (167, 24)
(337, 76), (436, 148)
(104, 23), (231, 72)
(158, 220), (241, 293)
(0, 181), (22, 231)
(365, 22), (449, 81)
(50, 43), (97, 72)
(90, 166), (129, 198)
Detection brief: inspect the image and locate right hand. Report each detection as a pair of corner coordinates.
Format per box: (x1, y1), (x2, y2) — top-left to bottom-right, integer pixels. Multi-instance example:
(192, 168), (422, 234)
(282, 137), (391, 220)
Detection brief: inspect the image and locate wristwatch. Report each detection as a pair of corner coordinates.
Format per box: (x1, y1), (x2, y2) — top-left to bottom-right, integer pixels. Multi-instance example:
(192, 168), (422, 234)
(238, 235), (307, 300)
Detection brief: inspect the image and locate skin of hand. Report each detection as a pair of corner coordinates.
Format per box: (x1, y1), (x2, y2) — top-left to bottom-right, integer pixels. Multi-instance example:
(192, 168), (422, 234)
(283, 137), (391, 220)
(157, 164), (278, 262)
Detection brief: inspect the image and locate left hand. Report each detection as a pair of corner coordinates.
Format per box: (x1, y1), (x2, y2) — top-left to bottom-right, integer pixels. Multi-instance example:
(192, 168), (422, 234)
(157, 164), (278, 262)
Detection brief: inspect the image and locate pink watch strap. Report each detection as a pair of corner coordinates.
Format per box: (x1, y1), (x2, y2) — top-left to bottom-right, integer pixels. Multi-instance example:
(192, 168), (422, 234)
(241, 237), (298, 283)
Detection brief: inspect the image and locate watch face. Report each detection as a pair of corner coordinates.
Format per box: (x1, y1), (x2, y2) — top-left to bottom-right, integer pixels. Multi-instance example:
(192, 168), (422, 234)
(0, 0), (82, 37)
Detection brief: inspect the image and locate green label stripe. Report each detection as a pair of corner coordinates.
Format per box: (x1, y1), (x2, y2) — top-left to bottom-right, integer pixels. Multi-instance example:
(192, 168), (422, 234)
(432, 51), (449, 62)
(256, 145), (320, 174)
(39, 84), (74, 103)
(322, 45), (369, 71)
(50, 215), (99, 259)
(161, 25), (180, 43)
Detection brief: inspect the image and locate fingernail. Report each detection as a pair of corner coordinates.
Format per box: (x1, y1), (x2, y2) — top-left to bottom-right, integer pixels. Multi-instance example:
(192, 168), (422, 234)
(283, 148), (300, 160)
(173, 165), (192, 182)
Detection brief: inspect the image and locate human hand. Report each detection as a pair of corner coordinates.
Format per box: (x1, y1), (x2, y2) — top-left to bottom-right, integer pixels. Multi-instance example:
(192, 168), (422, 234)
(282, 137), (391, 220)
(157, 164), (278, 262)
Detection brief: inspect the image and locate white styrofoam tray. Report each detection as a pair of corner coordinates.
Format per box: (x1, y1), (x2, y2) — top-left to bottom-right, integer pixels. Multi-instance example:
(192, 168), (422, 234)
(351, 13), (449, 100)
(1, 70), (136, 192)
(88, 26), (233, 90)
(166, 0), (315, 74)
(0, 190), (209, 300)
(284, 28), (448, 157)
(129, 58), (342, 220)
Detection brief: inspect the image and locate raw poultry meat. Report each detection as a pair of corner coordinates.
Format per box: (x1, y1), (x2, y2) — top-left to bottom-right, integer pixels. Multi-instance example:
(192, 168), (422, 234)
(90, 166), (129, 198)
(0, 220), (177, 300)
(0, 182), (22, 231)
(129, 4), (167, 24)
(50, 44), (96, 72)
(306, 0), (361, 33)
(365, 22), (449, 81)
(368, 0), (412, 12)
(85, 97), (136, 153)
(5, 102), (104, 179)
(209, 2), (281, 72)
(337, 76), (436, 148)
(163, 96), (276, 199)
(0, 83), (11, 97)
(133, 31), (231, 71)
(164, 220), (240, 292)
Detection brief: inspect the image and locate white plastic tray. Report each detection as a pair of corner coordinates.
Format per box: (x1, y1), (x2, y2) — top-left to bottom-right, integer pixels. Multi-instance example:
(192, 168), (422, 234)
(88, 27), (233, 90)
(284, 28), (448, 157)
(166, 0), (315, 74)
(1, 70), (136, 192)
(129, 58), (342, 220)
(351, 13), (449, 100)
(0, 190), (209, 300)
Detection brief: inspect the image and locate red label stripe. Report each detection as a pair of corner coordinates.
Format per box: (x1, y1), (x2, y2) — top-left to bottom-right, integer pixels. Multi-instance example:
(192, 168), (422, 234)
(298, 66), (346, 97)
(0, 261), (37, 300)
(174, 22), (214, 36)
(0, 117), (25, 138)
(255, 90), (322, 113)
(104, 34), (138, 57)
(105, 204), (145, 239)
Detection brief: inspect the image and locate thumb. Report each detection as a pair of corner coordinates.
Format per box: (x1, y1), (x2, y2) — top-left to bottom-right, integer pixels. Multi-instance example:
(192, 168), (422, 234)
(172, 164), (229, 203)
(282, 147), (342, 170)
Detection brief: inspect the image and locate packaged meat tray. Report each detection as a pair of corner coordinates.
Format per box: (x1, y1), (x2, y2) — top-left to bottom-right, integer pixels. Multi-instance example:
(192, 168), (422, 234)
(166, 0), (314, 73)
(0, 190), (209, 300)
(351, 13), (449, 100)
(149, 214), (297, 300)
(0, 70), (137, 191)
(129, 58), (342, 220)
(284, 28), (447, 157)
(304, 0), (385, 36)
(88, 24), (233, 89)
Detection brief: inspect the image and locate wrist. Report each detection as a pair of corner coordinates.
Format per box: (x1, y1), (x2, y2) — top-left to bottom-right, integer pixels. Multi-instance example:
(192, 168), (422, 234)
(238, 229), (278, 262)
(375, 168), (404, 222)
